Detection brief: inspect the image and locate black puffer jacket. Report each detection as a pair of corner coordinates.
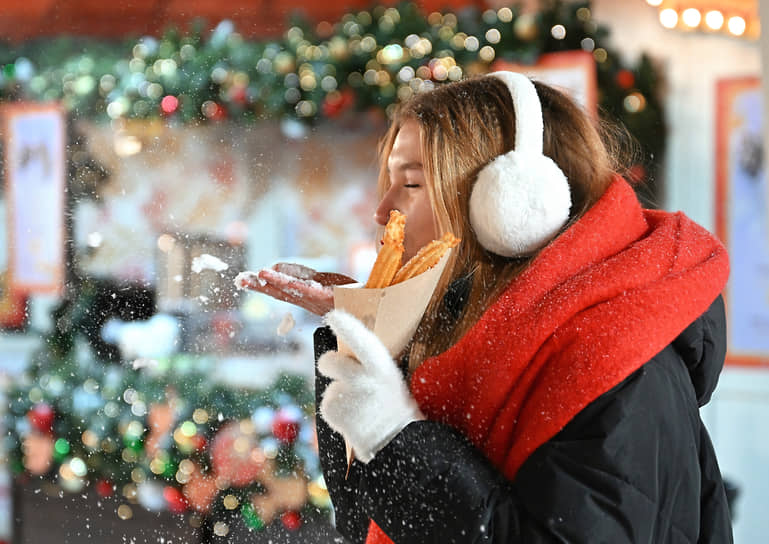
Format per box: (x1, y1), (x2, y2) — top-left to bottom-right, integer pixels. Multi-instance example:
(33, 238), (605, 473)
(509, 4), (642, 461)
(314, 296), (733, 543)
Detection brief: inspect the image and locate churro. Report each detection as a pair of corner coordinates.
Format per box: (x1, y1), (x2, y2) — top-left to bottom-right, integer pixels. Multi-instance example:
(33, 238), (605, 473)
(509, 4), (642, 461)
(391, 232), (460, 285)
(364, 210), (406, 288)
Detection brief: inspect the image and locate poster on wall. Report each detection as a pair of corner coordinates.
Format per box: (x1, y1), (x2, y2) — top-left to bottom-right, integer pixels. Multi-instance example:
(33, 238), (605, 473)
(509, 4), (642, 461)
(1, 103), (65, 295)
(493, 50), (598, 117)
(715, 76), (769, 366)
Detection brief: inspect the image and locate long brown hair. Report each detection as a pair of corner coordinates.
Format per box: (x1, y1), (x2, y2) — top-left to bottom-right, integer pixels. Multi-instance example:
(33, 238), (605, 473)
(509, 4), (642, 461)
(377, 76), (627, 371)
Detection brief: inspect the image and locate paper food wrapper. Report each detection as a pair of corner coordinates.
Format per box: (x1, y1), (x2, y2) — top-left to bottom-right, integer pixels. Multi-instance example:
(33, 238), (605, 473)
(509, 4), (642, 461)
(332, 249), (452, 358)
(332, 249), (452, 467)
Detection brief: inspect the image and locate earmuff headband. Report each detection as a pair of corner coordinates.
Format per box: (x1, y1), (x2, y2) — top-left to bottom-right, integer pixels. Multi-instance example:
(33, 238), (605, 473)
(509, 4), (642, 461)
(489, 71), (544, 156)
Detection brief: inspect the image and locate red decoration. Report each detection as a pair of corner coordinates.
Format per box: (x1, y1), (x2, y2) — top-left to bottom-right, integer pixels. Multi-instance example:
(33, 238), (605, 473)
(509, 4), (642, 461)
(321, 88), (355, 118)
(163, 485), (188, 514)
(280, 511), (302, 531)
(191, 434), (207, 452)
(27, 403), (54, 434)
(272, 412), (300, 444)
(95, 479), (114, 498)
(210, 312), (240, 348)
(210, 103), (228, 121)
(228, 85), (248, 105)
(160, 95), (179, 115)
(183, 465), (219, 513)
(146, 402), (175, 458)
(210, 422), (264, 486)
(616, 69), (635, 90)
(21, 432), (54, 475)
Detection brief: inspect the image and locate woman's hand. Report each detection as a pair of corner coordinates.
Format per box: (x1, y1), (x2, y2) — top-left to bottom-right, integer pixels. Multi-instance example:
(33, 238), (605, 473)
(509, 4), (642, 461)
(246, 263), (356, 316)
(318, 310), (424, 462)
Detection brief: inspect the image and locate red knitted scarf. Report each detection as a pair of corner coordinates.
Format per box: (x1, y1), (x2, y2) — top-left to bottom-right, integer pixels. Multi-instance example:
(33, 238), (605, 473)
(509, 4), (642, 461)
(366, 177), (729, 544)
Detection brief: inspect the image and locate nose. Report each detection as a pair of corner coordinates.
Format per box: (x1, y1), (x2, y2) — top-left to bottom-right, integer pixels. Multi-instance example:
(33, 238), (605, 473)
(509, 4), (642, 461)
(374, 192), (395, 226)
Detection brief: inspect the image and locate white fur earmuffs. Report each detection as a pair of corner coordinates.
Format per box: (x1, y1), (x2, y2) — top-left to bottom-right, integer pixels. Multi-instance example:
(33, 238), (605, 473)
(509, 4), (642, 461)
(468, 71), (572, 257)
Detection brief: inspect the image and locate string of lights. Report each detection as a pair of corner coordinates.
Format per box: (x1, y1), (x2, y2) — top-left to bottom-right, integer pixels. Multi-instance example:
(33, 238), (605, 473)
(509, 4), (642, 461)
(645, 0), (758, 38)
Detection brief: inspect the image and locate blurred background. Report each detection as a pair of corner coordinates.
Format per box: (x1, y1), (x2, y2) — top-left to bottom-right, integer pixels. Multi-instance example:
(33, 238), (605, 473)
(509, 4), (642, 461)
(0, 0), (764, 542)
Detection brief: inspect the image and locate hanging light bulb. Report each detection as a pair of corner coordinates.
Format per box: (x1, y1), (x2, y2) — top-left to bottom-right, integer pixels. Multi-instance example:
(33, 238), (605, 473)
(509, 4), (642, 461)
(682, 8), (701, 28)
(705, 10), (724, 30)
(659, 8), (679, 29)
(727, 16), (746, 36)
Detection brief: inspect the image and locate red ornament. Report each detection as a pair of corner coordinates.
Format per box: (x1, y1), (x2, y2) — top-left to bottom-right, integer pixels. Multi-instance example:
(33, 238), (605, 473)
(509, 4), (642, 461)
(272, 412), (300, 445)
(191, 434), (207, 452)
(160, 95), (179, 115)
(281, 511), (302, 531)
(321, 88), (355, 118)
(27, 403), (55, 434)
(229, 85), (248, 105)
(616, 70), (635, 90)
(211, 103), (228, 121)
(95, 479), (114, 498)
(163, 485), (188, 514)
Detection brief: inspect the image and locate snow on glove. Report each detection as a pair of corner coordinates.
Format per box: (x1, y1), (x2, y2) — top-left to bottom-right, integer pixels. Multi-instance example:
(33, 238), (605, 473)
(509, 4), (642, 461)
(318, 309), (424, 463)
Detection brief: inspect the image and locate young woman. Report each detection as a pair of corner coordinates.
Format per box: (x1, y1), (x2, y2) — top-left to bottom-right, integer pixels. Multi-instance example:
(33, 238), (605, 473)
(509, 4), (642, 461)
(253, 73), (733, 543)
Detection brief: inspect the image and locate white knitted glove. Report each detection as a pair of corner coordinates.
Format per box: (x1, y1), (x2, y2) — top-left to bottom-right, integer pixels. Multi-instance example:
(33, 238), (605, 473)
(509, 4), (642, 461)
(318, 310), (424, 463)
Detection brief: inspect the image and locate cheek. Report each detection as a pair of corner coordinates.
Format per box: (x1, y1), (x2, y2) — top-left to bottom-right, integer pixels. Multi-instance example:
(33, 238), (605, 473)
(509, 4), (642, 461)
(409, 197), (437, 242)
(417, 196), (437, 233)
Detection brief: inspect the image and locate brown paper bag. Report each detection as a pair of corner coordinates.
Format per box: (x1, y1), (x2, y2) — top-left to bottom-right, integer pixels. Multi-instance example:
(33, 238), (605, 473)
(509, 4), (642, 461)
(331, 250), (452, 468)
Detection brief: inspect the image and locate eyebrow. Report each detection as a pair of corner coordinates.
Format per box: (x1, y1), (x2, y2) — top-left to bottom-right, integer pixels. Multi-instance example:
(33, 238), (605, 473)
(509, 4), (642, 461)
(386, 161), (423, 173)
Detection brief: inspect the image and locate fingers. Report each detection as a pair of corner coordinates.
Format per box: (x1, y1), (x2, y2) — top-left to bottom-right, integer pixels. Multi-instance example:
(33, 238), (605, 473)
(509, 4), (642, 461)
(323, 310), (393, 371)
(252, 268), (334, 315)
(273, 263), (356, 287)
(273, 262), (316, 280)
(313, 272), (357, 287)
(317, 352), (365, 382)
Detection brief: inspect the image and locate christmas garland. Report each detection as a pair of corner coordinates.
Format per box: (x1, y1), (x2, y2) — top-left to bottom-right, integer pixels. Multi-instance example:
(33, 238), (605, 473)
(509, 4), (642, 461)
(4, 279), (331, 537)
(0, 0), (665, 181)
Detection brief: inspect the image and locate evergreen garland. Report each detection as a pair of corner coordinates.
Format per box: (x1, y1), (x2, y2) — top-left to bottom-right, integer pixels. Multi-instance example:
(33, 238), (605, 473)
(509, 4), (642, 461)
(0, 1), (665, 182)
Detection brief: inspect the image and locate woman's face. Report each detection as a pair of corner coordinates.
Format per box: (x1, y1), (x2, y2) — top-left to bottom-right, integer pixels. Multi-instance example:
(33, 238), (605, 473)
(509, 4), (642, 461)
(375, 119), (438, 262)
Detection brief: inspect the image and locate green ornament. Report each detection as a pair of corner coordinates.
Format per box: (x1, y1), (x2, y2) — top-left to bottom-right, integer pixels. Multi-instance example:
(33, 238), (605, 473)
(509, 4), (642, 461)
(122, 435), (143, 451)
(53, 438), (71, 461)
(241, 503), (265, 530)
(163, 460), (177, 479)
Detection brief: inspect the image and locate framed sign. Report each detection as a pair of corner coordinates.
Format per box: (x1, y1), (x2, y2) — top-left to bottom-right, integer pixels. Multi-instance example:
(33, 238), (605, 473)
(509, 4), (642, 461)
(493, 50), (598, 117)
(1, 103), (66, 295)
(715, 76), (769, 367)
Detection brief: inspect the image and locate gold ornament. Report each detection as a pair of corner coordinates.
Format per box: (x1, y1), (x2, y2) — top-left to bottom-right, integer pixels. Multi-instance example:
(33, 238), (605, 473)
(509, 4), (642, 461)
(514, 14), (539, 41)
